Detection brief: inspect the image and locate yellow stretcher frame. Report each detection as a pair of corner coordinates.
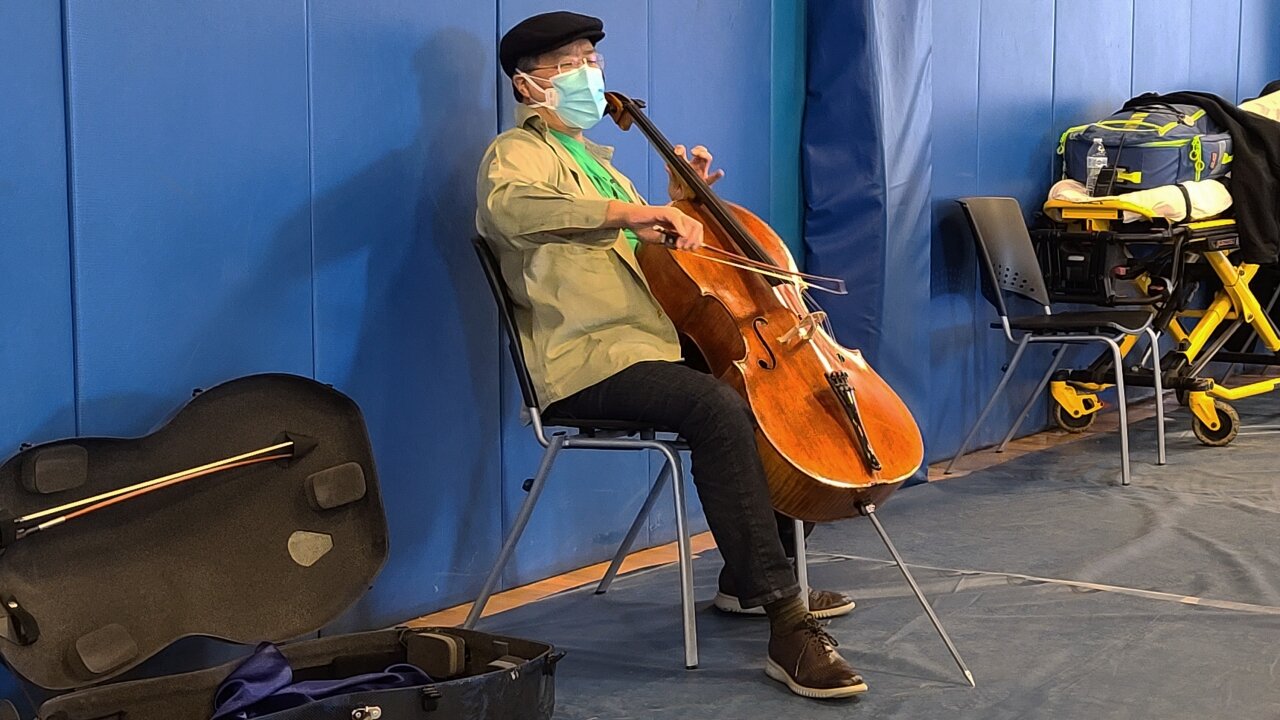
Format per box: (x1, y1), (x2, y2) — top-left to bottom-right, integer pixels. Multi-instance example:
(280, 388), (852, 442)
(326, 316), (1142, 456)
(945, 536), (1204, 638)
(1040, 199), (1280, 442)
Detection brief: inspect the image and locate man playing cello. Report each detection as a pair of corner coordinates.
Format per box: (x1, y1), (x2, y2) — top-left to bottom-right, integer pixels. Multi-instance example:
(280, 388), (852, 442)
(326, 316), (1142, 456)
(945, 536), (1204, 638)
(476, 11), (866, 699)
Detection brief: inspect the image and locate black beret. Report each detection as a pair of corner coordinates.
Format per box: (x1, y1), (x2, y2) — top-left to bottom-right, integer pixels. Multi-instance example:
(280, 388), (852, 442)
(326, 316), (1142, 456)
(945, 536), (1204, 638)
(500, 11), (604, 77)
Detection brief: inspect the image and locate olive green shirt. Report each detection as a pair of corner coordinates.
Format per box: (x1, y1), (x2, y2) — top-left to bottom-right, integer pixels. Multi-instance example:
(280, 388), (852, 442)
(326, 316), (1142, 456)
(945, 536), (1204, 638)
(475, 104), (681, 407)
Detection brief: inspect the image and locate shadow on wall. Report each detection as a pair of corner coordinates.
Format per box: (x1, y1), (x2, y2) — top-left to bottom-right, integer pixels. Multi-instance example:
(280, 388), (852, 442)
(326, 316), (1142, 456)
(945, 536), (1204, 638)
(297, 29), (501, 631)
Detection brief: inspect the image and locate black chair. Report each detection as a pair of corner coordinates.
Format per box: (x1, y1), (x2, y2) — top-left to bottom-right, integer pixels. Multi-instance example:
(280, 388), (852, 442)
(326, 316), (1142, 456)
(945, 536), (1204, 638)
(944, 197), (1166, 486)
(465, 237), (701, 668)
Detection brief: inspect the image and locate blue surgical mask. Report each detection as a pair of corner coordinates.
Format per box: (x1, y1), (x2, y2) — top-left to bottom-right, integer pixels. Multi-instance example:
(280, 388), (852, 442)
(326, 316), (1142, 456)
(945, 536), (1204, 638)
(519, 65), (607, 130)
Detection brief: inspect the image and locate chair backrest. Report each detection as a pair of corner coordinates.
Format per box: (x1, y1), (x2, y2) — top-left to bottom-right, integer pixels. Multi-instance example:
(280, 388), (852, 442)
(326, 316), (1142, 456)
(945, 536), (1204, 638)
(956, 197), (1051, 316)
(471, 236), (541, 411)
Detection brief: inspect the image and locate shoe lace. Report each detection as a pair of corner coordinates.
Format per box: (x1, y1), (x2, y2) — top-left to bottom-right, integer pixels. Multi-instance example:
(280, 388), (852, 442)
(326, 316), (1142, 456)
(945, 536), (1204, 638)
(801, 616), (839, 650)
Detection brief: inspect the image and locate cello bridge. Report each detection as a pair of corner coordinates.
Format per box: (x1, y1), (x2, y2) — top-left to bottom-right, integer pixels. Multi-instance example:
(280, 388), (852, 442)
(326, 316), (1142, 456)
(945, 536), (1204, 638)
(777, 311), (827, 345)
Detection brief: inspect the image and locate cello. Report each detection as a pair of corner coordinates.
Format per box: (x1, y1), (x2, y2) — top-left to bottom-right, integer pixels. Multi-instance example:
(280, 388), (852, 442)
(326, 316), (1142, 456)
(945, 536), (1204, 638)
(604, 92), (925, 523)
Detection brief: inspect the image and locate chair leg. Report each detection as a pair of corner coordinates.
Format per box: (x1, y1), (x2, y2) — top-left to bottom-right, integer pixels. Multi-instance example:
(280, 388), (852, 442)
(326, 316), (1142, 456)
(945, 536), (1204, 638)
(597, 457), (674, 595)
(793, 518), (809, 611)
(463, 434), (566, 629)
(945, 335), (1031, 474)
(1103, 339), (1132, 486)
(658, 443), (698, 669)
(997, 343), (1066, 452)
(1145, 328), (1166, 466)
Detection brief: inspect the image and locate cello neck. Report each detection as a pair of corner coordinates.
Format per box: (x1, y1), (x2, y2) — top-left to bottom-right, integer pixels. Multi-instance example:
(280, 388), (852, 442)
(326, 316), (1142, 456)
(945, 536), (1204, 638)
(604, 92), (783, 281)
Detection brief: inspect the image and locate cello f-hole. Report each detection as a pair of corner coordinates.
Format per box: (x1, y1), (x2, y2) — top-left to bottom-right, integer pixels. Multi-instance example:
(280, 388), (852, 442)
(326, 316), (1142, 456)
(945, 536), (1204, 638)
(752, 318), (777, 370)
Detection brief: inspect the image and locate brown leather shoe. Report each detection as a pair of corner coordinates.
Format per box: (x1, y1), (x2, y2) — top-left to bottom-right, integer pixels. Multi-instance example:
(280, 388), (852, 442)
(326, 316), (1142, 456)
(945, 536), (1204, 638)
(765, 616), (867, 699)
(715, 588), (856, 618)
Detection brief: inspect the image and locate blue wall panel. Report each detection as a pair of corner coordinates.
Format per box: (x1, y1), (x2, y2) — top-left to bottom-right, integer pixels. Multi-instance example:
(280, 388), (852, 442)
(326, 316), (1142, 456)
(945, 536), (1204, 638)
(648, 1), (773, 223)
(1131, 0), (1193, 95)
(0, 2), (76, 709)
(926, 0), (982, 458)
(307, 1), (503, 629)
(770, 0), (807, 257)
(64, 0), (314, 435)
(926, 0), (1052, 464)
(0, 2), (77, 451)
(1238, 0), (1280, 101)
(975, 0), (1055, 450)
(977, 0), (1057, 222)
(1188, 0), (1242, 100)
(1052, 0), (1135, 135)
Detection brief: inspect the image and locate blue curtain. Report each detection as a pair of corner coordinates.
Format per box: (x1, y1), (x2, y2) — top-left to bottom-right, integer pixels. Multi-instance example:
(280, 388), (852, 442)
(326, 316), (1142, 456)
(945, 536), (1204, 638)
(803, 0), (933, 479)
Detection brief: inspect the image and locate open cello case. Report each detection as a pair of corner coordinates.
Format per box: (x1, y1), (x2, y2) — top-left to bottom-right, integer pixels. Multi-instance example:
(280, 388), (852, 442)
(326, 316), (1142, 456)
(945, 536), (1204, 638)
(0, 374), (559, 719)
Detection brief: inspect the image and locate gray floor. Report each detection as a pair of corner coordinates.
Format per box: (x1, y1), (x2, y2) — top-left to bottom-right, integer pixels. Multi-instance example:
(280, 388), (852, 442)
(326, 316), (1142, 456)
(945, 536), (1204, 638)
(481, 396), (1280, 719)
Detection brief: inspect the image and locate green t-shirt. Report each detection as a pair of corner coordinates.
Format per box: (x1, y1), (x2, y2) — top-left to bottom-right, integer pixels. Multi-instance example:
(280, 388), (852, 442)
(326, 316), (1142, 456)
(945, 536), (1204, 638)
(550, 129), (640, 250)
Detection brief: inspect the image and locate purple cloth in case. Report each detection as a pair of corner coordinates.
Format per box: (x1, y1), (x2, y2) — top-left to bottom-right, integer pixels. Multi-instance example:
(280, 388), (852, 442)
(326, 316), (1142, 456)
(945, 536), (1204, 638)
(211, 643), (432, 719)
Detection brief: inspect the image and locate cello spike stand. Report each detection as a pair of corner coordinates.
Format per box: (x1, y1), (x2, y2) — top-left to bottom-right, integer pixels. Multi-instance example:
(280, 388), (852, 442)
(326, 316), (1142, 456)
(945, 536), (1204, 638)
(858, 502), (976, 688)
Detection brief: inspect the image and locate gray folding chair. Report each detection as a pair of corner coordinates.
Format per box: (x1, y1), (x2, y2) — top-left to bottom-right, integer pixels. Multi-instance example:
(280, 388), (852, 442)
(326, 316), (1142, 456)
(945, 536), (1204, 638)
(944, 197), (1166, 486)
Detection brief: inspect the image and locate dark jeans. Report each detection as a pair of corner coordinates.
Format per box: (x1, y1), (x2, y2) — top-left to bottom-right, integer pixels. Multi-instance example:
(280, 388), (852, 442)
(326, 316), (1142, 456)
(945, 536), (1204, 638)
(546, 360), (801, 607)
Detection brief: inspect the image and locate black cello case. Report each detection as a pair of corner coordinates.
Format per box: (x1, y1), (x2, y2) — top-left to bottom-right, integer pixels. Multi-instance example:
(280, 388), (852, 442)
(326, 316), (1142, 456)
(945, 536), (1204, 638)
(0, 374), (559, 719)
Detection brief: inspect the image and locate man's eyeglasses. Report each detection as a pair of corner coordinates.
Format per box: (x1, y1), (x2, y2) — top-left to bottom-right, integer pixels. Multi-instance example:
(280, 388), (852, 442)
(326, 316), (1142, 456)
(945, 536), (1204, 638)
(530, 52), (605, 75)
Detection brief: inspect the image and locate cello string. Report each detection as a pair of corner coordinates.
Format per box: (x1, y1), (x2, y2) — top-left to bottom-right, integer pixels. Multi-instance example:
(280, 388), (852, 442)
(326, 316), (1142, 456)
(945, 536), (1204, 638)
(802, 288), (839, 337)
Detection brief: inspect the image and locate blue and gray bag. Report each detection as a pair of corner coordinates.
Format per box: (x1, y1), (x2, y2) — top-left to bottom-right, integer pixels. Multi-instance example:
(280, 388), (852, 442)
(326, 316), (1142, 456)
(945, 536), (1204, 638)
(1059, 103), (1232, 191)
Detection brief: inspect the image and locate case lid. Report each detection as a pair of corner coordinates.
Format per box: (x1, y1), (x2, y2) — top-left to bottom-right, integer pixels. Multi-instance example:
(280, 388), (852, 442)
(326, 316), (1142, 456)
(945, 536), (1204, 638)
(0, 374), (388, 690)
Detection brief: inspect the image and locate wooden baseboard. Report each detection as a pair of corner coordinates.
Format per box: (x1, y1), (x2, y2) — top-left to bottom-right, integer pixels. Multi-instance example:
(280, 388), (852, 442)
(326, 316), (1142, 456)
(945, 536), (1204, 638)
(409, 532), (719, 628)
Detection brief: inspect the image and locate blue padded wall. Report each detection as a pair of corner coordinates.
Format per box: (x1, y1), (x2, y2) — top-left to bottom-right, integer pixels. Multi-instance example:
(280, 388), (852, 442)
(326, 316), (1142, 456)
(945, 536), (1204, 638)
(771, 0), (807, 258)
(307, 1), (504, 629)
(927, 0), (1280, 462)
(1132, 0), (1194, 94)
(928, 0), (1058, 462)
(866, 0), (934, 441)
(0, 2), (76, 710)
(63, 1), (315, 435)
(1238, 0), (1280, 101)
(0, 2), (803, 703)
(0, 2), (77, 450)
(1189, 0), (1243, 100)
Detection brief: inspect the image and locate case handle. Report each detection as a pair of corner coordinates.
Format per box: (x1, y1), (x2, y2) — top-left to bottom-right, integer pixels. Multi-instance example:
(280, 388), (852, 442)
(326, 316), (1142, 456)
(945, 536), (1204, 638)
(1, 596), (39, 646)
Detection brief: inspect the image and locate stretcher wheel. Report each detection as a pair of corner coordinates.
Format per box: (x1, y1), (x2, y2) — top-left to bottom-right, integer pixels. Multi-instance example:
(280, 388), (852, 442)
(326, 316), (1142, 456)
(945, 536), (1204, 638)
(1191, 400), (1239, 447)
(1175, 388), (1189, 406)
(1052, 404), (1096, 433)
